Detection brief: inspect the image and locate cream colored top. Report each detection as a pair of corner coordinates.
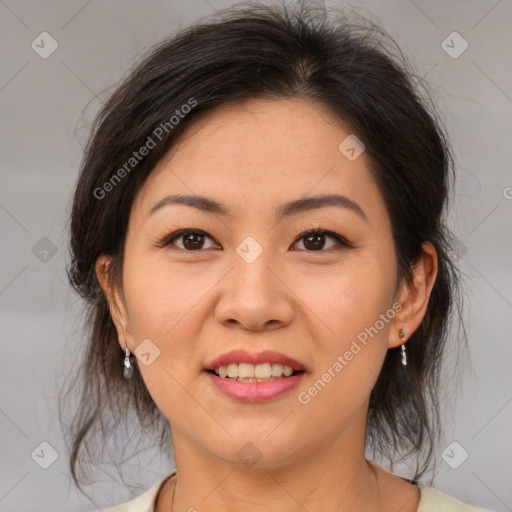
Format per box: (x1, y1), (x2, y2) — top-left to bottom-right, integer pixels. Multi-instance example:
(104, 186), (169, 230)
(103, 471), (491, 512)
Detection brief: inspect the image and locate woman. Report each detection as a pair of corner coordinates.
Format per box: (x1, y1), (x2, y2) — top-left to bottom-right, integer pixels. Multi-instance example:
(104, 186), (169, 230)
(63, 1), (490, 510)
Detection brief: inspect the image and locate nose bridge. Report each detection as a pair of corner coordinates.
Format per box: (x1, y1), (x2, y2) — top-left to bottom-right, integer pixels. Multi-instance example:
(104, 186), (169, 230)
(214, 234), (294, 330)
(232, 234), (277, 300)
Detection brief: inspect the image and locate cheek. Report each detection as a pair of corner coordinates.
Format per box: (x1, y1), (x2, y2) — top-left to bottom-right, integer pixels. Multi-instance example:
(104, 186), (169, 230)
(124, 272), (205, 422)
(293, 255), (396, 405)
(123, 256), (204, 342)
(122, 256), (210, 411)
(294, 255), (395, 342)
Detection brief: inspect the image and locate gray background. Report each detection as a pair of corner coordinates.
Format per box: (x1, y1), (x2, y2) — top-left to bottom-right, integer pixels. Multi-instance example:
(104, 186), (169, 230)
(1, 0), (511, 511)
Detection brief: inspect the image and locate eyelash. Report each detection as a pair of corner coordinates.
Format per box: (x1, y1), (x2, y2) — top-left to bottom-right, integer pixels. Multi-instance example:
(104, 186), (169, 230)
(158, 228), (352, 253)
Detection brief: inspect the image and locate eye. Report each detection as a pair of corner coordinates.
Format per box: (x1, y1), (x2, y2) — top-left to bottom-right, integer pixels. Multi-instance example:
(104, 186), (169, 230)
(291, 229), (351, 252)
(160, 229), (219, 251)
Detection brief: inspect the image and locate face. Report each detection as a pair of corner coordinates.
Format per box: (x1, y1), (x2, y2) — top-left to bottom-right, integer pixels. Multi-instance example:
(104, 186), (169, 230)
(99, 98), (421, 470)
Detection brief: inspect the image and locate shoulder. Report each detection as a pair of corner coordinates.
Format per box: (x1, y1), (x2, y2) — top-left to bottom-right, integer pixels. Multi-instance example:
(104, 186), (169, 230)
(103, 472), (175, 512)
(416, 481), (492, 512)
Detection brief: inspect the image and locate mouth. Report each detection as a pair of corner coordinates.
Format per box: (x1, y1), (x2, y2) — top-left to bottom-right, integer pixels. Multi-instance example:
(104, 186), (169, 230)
(204, 350), (306, 402)
(205, 349), (306, 376)
(207, 362), (302, 382)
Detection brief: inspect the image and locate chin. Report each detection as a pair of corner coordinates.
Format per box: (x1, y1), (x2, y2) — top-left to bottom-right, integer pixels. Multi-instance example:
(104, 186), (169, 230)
(198, 428), (306, 470)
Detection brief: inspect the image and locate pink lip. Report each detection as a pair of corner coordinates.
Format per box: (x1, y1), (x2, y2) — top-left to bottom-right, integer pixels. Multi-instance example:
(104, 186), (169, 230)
(206, 371), (306, 402)
(205, 349), (306, 372)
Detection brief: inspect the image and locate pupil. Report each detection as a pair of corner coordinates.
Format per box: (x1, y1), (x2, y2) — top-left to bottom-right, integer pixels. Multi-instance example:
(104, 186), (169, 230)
(184, 233), (203, 250)
(305, 233), (324, 251)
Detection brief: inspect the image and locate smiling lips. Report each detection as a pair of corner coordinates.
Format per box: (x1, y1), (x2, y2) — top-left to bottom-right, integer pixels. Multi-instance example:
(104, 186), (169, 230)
(213, 362), (295, 382)
(205, 349), (306, 402)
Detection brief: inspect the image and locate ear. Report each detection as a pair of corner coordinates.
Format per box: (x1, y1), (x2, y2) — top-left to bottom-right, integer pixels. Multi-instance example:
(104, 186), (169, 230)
(388, 241), (438, 348)
(95, 254), (134, 351)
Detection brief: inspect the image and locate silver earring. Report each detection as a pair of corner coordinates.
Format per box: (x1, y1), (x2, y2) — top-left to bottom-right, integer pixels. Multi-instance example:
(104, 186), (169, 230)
(398, 328), (407, 367)
(123, 340), (134, 379)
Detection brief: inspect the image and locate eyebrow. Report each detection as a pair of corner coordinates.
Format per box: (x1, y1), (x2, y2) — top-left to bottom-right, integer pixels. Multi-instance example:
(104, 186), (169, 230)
(148, 193), (367, 221)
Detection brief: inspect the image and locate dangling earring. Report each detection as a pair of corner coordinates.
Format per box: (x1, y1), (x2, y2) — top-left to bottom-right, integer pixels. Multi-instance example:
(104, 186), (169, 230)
(123, 339), (134, 379)
(398, 328), (407, 367)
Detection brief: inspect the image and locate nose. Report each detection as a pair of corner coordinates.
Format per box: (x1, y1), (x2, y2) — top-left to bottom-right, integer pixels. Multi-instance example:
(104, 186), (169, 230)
(214, 248), (295, 332)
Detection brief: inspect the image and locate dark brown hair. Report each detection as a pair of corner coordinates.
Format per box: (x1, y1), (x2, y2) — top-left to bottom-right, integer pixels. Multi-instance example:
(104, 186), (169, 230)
(60, 0), (465, 492)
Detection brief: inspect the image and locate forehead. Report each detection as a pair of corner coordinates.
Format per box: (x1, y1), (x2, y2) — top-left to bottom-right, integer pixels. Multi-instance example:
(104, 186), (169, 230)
(132, 98), (386, 225)
(154, 97), (355, 172)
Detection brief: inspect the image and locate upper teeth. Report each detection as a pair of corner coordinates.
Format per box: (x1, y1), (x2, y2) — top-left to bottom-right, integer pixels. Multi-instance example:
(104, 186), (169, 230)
(214, 363), (294, 379)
